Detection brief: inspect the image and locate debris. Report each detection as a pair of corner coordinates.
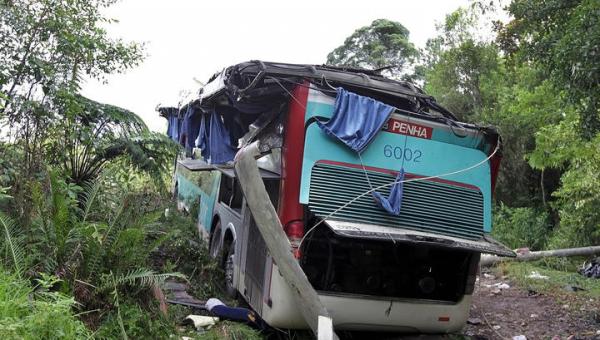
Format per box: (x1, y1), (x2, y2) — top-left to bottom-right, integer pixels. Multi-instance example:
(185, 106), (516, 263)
(527, 271), (549, 280)
(486, 282), (510, 290)
(495, 283), (511, 289)
(493, 325), (501, 330)
(530, 313), (538, 318)
(512, 335), (527, 340)
(491, 288), (502, 295)
(467, 317), (482, 325)
(563, 284), (586, 292)
(184, 315), (219, 330)
(483, 273), (496, 279)
(580, 258), (600, 278)
(164, 280), (207, 309)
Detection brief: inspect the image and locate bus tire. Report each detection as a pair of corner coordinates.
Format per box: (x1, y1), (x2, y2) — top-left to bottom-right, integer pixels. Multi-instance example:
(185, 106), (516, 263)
(224, 240), (237, 298)
(209, 221), (222, 259)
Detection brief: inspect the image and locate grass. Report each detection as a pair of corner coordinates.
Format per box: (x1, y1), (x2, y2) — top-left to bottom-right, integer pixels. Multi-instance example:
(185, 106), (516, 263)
(0, 269), (90, 339)
(195, 321), (263, 340)
(495, 258), (600, 314)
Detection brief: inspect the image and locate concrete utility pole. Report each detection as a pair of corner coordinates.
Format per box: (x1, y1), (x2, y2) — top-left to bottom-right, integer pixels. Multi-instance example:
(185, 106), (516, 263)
(480, 246), (600, 267)
(235, 141), (338, 340)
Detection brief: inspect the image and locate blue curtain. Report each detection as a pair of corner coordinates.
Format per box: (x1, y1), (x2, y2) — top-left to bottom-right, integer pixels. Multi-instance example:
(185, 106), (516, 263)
(317, 87), (405, 216)
(208, 111), (238, 164)
(167, 113), (179, 142)
(195, 113), (210, 160)
(372, 169), (405, 216)
(317, 87), (394, 153)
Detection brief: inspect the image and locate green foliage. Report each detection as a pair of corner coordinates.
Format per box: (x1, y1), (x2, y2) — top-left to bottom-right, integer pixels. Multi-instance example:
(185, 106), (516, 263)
(197, 321), (264, 340)
(98, 269), (185, 294)
(46, 93), (178, 187)
(0, 0), (144, 117)
(423, 6), (504, 121)
(156, 206), (226, 300)
(482, 67), (566, 205)
(0, 269), (90, 339)
(326, 19), (419, 79)
(94, 302), (174, 340)
(0, 212), (27, 278)
(492, 204), (550, 250)
(528, 112), (600, 248)
(501, 0), (600, 137)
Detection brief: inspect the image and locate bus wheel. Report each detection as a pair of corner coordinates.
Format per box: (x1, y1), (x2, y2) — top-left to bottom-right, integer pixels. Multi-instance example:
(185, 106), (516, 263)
(224, 241), (237, 298)
(209, 222), (222, 259)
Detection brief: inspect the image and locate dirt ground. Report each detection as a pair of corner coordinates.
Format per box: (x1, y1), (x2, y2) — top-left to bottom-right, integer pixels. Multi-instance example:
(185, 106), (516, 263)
(463, 271), (600, 339)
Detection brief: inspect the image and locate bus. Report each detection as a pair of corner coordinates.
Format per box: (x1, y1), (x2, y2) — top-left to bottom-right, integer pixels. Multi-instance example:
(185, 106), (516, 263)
(163, 61), (513, 333)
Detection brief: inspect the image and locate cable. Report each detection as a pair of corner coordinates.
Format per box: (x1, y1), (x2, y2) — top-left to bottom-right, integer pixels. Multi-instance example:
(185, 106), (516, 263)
(298, 142), (501, 249)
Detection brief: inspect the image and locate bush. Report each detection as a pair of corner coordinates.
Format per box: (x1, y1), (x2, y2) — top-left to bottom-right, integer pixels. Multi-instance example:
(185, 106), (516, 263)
(492, 204), (550, 250)
(95, 302), (174, 340)
(153, 206), (227, 300)
(0, 270), (90, 339)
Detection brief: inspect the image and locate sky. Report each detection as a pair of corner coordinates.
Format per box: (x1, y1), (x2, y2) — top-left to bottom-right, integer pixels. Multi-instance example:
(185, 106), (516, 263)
(80, 0), (472, 132)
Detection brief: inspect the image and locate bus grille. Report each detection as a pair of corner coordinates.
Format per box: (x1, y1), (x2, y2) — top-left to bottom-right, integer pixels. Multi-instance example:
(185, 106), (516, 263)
(308, 163), (484, 240)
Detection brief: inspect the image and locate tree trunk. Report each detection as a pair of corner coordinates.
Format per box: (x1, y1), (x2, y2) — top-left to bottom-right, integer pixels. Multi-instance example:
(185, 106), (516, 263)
(480, 246), (600, 267)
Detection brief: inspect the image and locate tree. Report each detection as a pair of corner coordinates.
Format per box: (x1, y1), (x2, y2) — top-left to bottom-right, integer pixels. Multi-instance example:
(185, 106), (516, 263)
(326, 19), (419, 79)
(422, 7), (503, 121)
(0, 0), (144, 174)
(500, 0), (600, 138)
(422, 5), (564, 208)
(0, 0), (143, 115)
(46, 93), (177, 187)
(528, 112), (600, 248)
(498, 0), (600, 247)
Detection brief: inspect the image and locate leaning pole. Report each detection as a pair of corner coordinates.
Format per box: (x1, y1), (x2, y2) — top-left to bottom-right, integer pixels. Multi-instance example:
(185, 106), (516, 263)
(235, 141), (338, 340)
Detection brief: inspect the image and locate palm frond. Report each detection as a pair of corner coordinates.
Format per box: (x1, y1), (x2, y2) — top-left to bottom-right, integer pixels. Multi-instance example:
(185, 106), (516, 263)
(80, 178), (102, 223)
(0, 212), (26, 278)
(97, 268), (185, 292)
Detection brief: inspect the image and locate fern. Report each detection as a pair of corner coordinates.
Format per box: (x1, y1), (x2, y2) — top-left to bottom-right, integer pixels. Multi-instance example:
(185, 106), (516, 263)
(80, 178), (102, 223)
(108, 274), (129, 340)
(97, 268), (185, 293)
(0, 213), (26, 278)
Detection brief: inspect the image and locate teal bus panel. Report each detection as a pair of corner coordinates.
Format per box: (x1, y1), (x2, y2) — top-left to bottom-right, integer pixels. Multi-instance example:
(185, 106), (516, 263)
(175, 168), (221, 233)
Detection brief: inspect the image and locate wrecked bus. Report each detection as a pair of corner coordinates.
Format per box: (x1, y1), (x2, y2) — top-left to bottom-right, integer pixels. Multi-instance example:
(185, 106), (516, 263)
(160, 61), (514, 333)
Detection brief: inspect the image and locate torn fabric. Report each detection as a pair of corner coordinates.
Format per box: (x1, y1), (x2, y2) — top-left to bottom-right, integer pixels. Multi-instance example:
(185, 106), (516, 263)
(195, 113), (210, 160)
(208, 111), (238, 164)
(183, 106), (202, 150)
(371, 169), (405, 216)
(317, 87), (395, 153)
(166, 108), (181, 142)
(317, 88), (405, 216)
